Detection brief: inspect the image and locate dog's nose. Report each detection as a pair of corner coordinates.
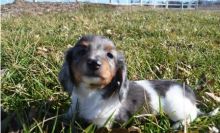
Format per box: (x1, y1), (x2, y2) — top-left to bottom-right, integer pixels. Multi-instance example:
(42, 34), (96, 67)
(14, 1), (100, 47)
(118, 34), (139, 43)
(87, 59), (101, 71)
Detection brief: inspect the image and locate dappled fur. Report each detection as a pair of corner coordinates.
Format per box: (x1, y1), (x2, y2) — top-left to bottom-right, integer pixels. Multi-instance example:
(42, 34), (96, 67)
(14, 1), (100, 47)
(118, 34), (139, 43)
(59, 35), (199, 128)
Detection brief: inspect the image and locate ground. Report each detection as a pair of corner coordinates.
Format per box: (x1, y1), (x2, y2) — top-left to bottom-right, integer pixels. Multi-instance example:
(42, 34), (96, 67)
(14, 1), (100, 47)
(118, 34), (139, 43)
(1, 2), (220, 133)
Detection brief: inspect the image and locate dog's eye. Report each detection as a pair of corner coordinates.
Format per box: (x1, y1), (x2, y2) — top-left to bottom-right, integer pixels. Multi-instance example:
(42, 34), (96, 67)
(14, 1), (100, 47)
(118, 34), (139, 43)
(77, 49), (87, 56)
(107, 52), (114, 59)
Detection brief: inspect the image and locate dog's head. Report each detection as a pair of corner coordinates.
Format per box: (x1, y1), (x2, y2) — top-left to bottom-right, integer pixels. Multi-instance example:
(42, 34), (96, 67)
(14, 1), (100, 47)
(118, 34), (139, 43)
(59, 35), (128, 101)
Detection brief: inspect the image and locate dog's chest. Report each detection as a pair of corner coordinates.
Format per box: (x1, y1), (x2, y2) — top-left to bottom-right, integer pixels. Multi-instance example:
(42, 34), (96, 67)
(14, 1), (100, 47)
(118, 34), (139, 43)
(77, 92), (121, 127)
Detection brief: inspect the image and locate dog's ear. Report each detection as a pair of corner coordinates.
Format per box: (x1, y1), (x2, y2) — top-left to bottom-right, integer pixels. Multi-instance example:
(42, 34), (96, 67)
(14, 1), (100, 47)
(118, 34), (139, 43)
(58, 48), (75, 95)
(102, 52), (128, 101)
(116, 52), (129, 102)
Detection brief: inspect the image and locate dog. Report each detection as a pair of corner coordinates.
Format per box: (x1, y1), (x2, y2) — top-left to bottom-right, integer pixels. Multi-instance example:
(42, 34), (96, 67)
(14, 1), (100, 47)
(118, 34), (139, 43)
(59, 35), (200, 129)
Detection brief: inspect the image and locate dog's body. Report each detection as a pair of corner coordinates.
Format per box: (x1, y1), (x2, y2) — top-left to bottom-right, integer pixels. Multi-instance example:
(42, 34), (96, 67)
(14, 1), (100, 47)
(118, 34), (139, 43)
(59, 35), (198, 128)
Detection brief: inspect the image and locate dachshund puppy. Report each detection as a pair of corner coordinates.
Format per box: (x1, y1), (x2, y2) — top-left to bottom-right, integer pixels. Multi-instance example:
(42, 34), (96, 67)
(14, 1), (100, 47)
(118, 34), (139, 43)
(59, 35), (198, 129)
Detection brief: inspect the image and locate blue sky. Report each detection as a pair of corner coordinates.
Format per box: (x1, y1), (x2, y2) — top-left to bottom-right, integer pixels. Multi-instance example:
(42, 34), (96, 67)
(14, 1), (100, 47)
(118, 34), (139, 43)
(1, 0), (13, 4)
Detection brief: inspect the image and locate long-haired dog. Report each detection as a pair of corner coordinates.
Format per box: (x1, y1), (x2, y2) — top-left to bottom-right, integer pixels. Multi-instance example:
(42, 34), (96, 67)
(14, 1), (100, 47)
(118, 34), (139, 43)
(59, 35), (204, 129)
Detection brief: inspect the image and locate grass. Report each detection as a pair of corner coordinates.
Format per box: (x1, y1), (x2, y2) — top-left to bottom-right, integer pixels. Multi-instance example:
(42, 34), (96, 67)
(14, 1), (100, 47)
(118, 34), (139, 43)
(1, 5), (220, 132)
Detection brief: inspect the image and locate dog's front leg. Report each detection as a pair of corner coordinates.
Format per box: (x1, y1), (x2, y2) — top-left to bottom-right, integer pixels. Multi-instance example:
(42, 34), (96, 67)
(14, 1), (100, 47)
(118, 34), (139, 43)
(63, 93), (79, 124)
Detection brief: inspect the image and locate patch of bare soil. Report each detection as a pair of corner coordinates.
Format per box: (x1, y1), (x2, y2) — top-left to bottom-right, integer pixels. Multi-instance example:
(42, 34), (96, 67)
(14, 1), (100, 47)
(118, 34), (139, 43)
(1, 0), (80, 18)
(0, 1), (157, 18)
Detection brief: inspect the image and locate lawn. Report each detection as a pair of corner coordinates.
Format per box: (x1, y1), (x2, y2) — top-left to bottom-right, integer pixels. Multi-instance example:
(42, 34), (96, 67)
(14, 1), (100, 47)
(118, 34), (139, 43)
(1, 5), (220, 132)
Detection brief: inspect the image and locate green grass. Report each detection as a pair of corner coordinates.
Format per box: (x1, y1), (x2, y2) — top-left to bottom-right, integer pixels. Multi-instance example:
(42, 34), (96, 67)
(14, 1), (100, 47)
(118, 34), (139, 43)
(1, 5), (220, 132)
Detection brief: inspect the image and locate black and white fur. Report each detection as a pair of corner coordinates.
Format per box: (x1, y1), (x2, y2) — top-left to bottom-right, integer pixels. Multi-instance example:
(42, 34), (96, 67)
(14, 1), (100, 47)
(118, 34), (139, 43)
(59, 35), (200, 129)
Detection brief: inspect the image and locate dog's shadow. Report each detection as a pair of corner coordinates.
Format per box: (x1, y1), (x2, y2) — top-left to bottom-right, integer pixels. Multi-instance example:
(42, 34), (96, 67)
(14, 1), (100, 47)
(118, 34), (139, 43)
(1, 101), (69, 133)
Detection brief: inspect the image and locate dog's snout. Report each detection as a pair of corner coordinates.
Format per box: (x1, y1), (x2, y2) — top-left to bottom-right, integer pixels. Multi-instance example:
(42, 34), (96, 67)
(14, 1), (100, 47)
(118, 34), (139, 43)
(87, 59), (101, 71)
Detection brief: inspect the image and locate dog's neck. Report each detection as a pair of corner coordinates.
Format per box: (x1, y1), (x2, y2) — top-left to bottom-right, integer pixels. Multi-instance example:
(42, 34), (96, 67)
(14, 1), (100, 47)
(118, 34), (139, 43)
(73, 83), (98, 97)
(72, 82), (123, 101)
